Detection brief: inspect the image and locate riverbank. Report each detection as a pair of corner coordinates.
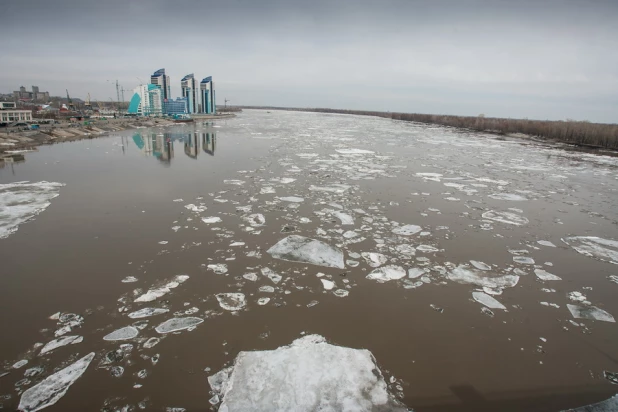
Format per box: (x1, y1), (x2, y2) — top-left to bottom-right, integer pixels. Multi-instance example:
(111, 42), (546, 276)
(0, 113), (236, 159)
(241, 106), (618, 151)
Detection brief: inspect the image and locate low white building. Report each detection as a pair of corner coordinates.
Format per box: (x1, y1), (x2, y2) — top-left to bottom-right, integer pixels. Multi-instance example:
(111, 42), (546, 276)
(0, 102), (32, 122)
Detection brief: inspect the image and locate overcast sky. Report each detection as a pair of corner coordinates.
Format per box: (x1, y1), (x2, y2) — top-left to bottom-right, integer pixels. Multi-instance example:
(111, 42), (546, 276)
(2, 0), (617, 122)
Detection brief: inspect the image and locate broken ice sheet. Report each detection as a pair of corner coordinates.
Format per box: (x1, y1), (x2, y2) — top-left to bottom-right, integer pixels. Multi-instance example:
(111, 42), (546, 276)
(257, 297), (270, 305)
(201, 216), (222, 224)
(488, 193), (527, 201)
(39, 335), (83, 355)
(0, 181), (65, 239)
(260, 267), (282, 284)
(537, 240), (556, 248)
(216, 293), (247, 311)
(481, 210), (529, 226)
(267, 235), (345, 269)
(567, 304), (615, 323)
(320, 279), (335, 290)
(448, 265), (519, 290)
(243, 272), (258, 282)
(127, 308), (169, 319)
(308, 184), (351, 194)
(134, 275), (189, 303)
(513, 256), (535, 265)
(279, 196), (304, 203)
(335, 148), (374, 154)
(155, 317), (204, 334)
(470, 260), (491, 271)
(207, 264), (228, 274)
(367, 265), (407, 282)
(472, 292), (506, 310)
(18, 352), (94, 412)
(333, 211), (354, 225)
(361, 252), (388, 268)
(534, 269), (562, 281)
(562, 236), (618, 265)
(392, 224), (422, 236)
(103, 326), (139, 341)
(244, 213), (265, 227)
(208, 335), (406, 412)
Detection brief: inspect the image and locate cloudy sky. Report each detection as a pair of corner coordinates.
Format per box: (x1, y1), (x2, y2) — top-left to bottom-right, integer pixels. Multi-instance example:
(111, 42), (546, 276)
(2, 0), (617, 122)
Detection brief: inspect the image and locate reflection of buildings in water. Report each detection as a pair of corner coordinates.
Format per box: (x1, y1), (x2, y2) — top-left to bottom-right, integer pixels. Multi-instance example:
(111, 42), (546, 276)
(202, 131), (216, 155)
(131, 133), (173, 163)
(184, 132), (199, 159)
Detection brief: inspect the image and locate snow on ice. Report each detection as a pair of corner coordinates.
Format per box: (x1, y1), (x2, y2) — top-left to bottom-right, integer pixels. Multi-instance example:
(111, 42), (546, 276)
(267, 235), (345, 269)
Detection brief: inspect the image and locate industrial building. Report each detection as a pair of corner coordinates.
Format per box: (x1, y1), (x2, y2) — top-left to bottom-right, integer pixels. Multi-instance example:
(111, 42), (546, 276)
(0, 102), (32, 123)
(13, 85), (50, 102)
(181, 74), (198, 114)
(200, 77), (216, 114)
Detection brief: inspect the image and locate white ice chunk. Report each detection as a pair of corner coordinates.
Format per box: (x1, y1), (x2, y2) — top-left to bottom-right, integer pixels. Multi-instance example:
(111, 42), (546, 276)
(134, 275), (190, 302)
(470, 260), (491, 271)
(308, 184), (351, 194)
(408, 268), (425, 279)
(562, 236), (618, 265)
(185, 203), (207, 213)
(392, 225), (422, 236)
(333, 211), (354, 225)
(448, 265), (519, 290)
(155, 317), (204, 333)
(416, 245), (439, 253)
(488, 193), (527, 201)
(537, 240), (556, 248)
(567, 304), (615, 323)
(534, 269), (562, 281)
(367, 265), (407, 282)
(202, 216), (222, 224)
(243, 273), (258, 282)
(482, 210), (529, 226)
(279, 196), (304, 203)
(208, 335), (405, 412)
(207, 264), (228, 274)
(472, 292), (507, 310)
(103, 326), (139, 341)
(128, 308), (169, 319)
(0, 181), (65, 239)
(260, 267), (282, 284)
(361, 252), (388, 268)
(18, 352), (94, 412)
(335, 148), (374, 154)
(333, 289), (349, 297)
(259, 286), (275, 293)
(513, 256), (535, 265)
(267, 235), (345, 269)
(320, 279), (335, 290)
(257, 297), (270, 305)
(244, 213), (266, 227)
(39, 336), (83, 355)
(216, 293), (247, 311)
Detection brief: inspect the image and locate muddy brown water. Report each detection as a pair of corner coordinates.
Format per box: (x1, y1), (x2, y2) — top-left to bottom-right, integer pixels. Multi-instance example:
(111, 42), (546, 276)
(1, 110), (618, 411)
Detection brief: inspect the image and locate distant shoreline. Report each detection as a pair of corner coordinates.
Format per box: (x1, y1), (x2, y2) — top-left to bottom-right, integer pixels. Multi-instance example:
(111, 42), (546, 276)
(239, 106), (618, 152)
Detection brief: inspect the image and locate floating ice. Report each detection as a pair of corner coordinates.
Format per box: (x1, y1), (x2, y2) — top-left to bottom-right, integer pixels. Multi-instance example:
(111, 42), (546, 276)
(513, 256), (535, 265)
(562, 236), (618, 265)
(13, 360), (28, 369)
(470, 260), (491, 271)
(207, 264), (228, 274)
(155, 317), (204, 334)
(244, 213), (266, 227)
(392, 225), (422, 236)
(416, 245), (439, 253)
(567, 304), (615, 323)
(202, 216), (222, 224)
(243, 273), (258, 282)
(537, 240), (556, 248)
(367, 265), (406, 282)
(416, 172), (442, 182)
(121, 276), (138, 283)
(472, 292), (506, 310)
(565, 394), (618, 412)
(184, 204), (207, 213)
(540, 302), (560, 309)
(448, 265), (519, 289)
(39, 335), (83, 355)
(134, 275), (189, 302)
(259, 286), (275, 293)
(143, 337), (160, 349)
(103, 326), (139, 341)
(261, 267), (282, 284)
(230, 241), (245, 247)
(488, 193), (527, 201)
(568, 291), (589, 303)
(208, 335), (405, 412)
(18, 352), (94, 412)
(0, 181), (65, 239)
(279, 196), (304, 203)
(333, 289), (349, 297)
(361, 252), (388, 268)
(320, 279), (335, 290)
(534, 269), (562, 281)
(481, 210), (529, 226)
(267, 235), (345, 269)
(333, 211), (354, 225)
(271, 177), (296, 184)
(216, 293), (247, 311)
(335, 148), (374, 154)
(308, 184), (351, 194)
(128, 308), (169, 319)
(224, 180), (245, 185)
(408, 268), (426, 279)
(260, 186), (276, 194)
(257, 297), (270, 305)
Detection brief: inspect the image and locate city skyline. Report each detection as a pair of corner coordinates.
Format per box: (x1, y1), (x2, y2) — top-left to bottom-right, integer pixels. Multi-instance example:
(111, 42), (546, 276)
(1, 0), (617, 123)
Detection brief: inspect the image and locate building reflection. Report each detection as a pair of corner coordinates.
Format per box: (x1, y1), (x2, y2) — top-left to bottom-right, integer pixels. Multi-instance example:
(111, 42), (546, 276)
(132, 132), (174, 164)
(202, 131), (216, 155)
(184, 132), (199, 159)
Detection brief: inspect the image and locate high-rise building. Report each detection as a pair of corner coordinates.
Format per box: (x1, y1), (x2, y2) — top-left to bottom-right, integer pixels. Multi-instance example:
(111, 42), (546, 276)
(181, 74), (197, 114)
(200, 76), (216, 114)
(127, 84), (162, 116)
(151, 69), (171, 101)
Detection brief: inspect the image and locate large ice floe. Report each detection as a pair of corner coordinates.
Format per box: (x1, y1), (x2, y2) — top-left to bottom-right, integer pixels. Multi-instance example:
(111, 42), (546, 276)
(216, 293), (247, 311)
(366, 265), (407, 282)
(103, 326), (139, 341)
(267, 235), (345, 269)
(447, 265), (519, 290)
(472, 292), (507, 310)
(127, 307), (169, 319)
(563, 394), (618, 412)
(562, 236), (618, 265)
(155, 317), (204, 334)
(481, 210), (529, 226)
(392, 224), (422, 236)
(567, 304), (615, 323)
(39, 335), (83, 355)
(18, 352), (94, 412)
(134, 275), (190, 302)
(208, 335), (406, 412)
(0, 181), (65, 239)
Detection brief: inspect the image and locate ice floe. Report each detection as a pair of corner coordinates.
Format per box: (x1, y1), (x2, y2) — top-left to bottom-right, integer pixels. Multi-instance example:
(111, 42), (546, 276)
(155, 317), (204, 334)
(472, 292), (506, 310)
(361, 252), (388, 268)
(39, 335), (83, 355)
(562, 236), (618, 265)
(208, 334), (405, 411)
(216, 293), (247, 311)
(0, 181), (65, 239)
(567, 304), (615, 323)
(279, 196), (304, 203)
(513, 256), (535, 265)
(537, 240), (556, 248)
(470, 260), (491, 271)
(534, 269), (562, 281)
(308, 184), (351, 194)
(488, 193), (527, 201)
(134, 275), (190, 302)
(366, 265), (407, 282)
(244, 213), (266, 227)
(408, 268), (426, 279)
(335, 148), (374, 154)
(103, 326), (139, 341)
(392, 224), (422, 236)
(448, 265), (519, 290)
(320, 279), (335, 290)
(481, 210), (529, 226)
(202, 216), (222, 224)
(267, 235), (345, 269)
(333, 211), (354, 225)
(18, 352), (94, 412)
(127, 308), (169, 319)
(207, 264), (228, 274)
